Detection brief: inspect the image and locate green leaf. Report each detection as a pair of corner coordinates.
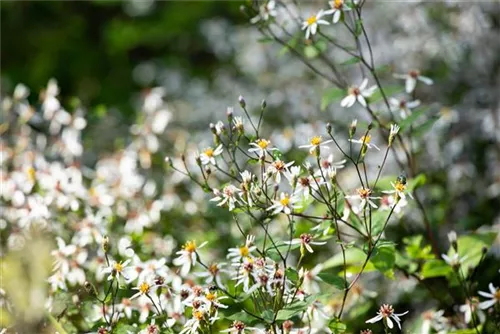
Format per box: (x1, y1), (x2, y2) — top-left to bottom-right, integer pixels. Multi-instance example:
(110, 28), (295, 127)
(261, 310), (274, 323)
(369, 243), (396, 278)
(398, 106), (430, 132)
(275, 296), (316, 321)
(354, 19), (363, 36)
(225, 310), (259, 324)
(404, 235), (434, 260)
(368, 85), (403, 104)
(340, 57), (361, 66)
(456, 232), (498, 275)
(317, 272), (346, 290)
(47, 312), (68, 334)
(407, 173), (427, 191)
(258, 36), (274, 43)
(328, 319), (347, 333)
(321, 88), (345, 111)
(412, 116), (440, 138)
(323, 247), (366, 269)
(286, 267), (299, 282)
(421, 259), (453, 279)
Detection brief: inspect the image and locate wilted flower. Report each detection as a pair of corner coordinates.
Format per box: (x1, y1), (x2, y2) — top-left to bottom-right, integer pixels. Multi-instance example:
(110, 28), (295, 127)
(389, 97), (421, 119)
(210, 185), (241, 211)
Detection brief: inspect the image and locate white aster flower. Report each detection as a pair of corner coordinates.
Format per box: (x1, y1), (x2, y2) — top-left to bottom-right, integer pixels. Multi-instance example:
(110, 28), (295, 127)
(349, 134), (380, 151)
(341, 78), (377, 108)
(394, 69), (433, 93)
(478, 283), (500, 310)
(299, 136), (332, 155)
(210, 185), (241, 211)
(441, 253), (467, 267)
(101, 259), (137, 284)
(389, 97), (421, 119)
(382, 179), (413, 201)
(285, 233), (326, 254)
(173, 240), (207, 276)
(130, 280), (156, 300)
(267, 159), (294, 184)
(221, 320), (263, 333)
(267, 192), (301, 215)
(459, 298), (485, 324)
(301, 10), (329, 40)
(199, 145), (223, 165)
(250, 0), (278, 24)
(366, 304), (409, 330)
(346, 187), (381, 209)
(325, 0), (351, 24)
(227, 235), (257, 263)
(299, 264), (323, 294)
(248, 138), (274, 157)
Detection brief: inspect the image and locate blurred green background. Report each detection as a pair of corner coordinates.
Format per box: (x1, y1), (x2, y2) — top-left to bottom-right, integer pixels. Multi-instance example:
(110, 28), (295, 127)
(1, 1), (244, 117)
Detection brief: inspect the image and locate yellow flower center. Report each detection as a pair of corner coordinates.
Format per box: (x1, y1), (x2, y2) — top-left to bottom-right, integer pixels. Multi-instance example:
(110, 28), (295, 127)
(27, 167), (36, 182)
(360, 135), (371, 144)
(203, 147), (214, 157)
(239, 245), (249, 257)
(333, 0), (343, 9)
(208, 263), (219, 275)
(193, 310), (204, 321)
(307, 16), (317, 25)
(357, 188), (372, 198)
(184, 240), (197, 253)
(280, 194), (291, 206)
(310, 136), (322, 146)
(256, 139), (270, 149)
(114, 262), (123, 273)
(206, 292), (216, 301)
(139, 282), (150, 294)
(495, 290), (500, 300)
(394, 181), (406, 192)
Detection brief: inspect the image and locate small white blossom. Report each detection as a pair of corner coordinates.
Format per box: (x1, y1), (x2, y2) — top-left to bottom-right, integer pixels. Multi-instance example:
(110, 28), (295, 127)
(267, 192), (301, 215)
(199, 145), (223, 165)
(299, 136), (332, 155)
(324, 0), (351, 24)
(478, 283), (500, 310)
(389, 97), (421, 119)
(366, 304), (409, 330)
(394, 69), (433, 93)
(341, 78), (377, 108)
(302, 10), (329, 39)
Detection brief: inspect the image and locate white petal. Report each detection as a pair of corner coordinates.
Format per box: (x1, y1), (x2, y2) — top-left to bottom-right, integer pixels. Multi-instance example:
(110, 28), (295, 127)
(405, 78), (416, 93)
(418, 76), (433, 85)
(478, 290), (493, 298)
(359, 78), (368, 90)
(386, 317), (394, 329)
(479, 299), (496, 310)
(366, 314), (383, 323)
(333, 10), (341, 23)
(311, 24), (318, 35)
(340, 95), (355, 108)
(488, 283), (497, 294)
(357, 95), (367, 107)
(407, 100), (421, 109)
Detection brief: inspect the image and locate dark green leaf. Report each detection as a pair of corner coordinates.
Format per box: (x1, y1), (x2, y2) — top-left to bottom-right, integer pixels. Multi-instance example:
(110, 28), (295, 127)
(421, 259), (452, 278)
(317, 272), (346, 290)
(369, 243), (396, 278)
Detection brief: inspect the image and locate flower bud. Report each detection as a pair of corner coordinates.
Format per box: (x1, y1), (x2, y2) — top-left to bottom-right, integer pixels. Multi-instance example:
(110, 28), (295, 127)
(210, 123), (217, 134)
(326, 122), (332, 134)
(205, 166), (212, 175)
(226, 107), (233, 122)
(84, 281), (98, 297)
(195, 155), (202, 166)
(447, 231), (458, 252)
(349, 119), (357, 138)
(261, 99), (267, 109)
(238, 95), (246, 108)
(102, 235), (110, 254)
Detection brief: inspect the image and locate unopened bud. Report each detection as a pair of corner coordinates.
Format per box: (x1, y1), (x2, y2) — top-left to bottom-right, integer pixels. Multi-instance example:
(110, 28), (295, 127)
(349, 119), (357, 138)
(181, 154), (186, 162)
(84, 281), (98, 297)
(447, 231), (458, 252)
(164, 156), (171, 166)
(102, 235), (110, 254)
(205, 166), (211, 175)
(226, 107), (233, 121)
(209, 123), (216, 134)
(482, 246), (488, 254)
(261, 99), (267, 109)
(238, 95), (246, 108)
(367, 122), (374, 130)
(273, 184), (279, 192)
(326, 123), (332, 134)
(195, 155), (202, 166)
